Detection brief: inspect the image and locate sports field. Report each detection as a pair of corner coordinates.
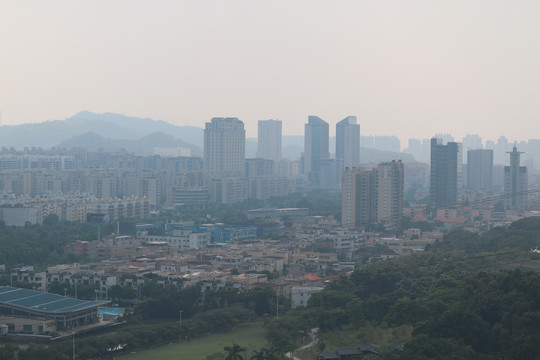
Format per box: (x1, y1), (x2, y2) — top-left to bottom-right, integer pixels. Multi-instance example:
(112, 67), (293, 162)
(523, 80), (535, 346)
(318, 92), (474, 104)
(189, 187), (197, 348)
(117, 322), (267, 360)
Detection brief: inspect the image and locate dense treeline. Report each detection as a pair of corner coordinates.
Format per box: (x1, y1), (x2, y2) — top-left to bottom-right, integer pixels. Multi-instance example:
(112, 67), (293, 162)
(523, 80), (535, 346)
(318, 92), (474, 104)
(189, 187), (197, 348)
(266, 217), (540, 359)
(129, 282), (282, 321)
(0, 216), (113, 268)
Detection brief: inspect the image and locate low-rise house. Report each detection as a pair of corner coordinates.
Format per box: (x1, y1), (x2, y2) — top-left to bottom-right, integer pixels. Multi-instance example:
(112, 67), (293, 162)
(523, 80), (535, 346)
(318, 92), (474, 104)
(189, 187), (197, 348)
(318, 344), (379, 360)
(291, 286), (323, 308)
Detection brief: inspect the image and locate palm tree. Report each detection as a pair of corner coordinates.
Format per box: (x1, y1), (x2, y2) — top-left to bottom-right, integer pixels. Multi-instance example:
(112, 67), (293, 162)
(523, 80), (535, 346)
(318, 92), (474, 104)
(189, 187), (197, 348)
(250, 348), (268, 360)
(267, 347), (284, 360)
(250, 347), (283, 360)
(224, 343), (246, 360)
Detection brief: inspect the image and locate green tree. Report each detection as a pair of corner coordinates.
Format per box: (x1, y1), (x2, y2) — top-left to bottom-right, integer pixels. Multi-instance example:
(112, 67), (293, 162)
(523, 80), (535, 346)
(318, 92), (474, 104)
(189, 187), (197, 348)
(0, 344), (17, 360)
(109, 284), (137, 303)
(43, 213), (59, 226)
(224, 343), (246, 360)
(250, 347), (282, 360)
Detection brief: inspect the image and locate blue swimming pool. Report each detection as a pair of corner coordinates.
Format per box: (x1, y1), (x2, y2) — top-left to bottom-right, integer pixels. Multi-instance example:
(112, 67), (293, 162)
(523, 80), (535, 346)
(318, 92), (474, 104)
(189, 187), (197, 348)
(98, 307), (124, 316)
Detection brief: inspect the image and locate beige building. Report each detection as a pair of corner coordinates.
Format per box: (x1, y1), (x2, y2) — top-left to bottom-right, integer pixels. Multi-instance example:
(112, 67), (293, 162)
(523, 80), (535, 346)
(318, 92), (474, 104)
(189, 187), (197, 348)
(377, 160), (404, 227)
(204, 117), (245, 178)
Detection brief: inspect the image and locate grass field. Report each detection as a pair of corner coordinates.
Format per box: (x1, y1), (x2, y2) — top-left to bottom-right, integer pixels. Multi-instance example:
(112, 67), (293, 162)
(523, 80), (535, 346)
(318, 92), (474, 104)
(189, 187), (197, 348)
(117, 322), (268, 360)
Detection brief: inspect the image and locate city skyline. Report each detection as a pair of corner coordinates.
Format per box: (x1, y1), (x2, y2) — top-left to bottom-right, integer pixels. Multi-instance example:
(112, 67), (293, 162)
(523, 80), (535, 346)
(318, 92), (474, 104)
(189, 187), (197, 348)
(2, 1), (540, 142)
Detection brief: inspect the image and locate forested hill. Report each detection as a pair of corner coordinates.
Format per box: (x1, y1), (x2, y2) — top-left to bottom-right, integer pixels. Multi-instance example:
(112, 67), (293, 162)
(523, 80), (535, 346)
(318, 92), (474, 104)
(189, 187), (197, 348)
(427, 217), (540, 255)
(267, 217), (540, 359)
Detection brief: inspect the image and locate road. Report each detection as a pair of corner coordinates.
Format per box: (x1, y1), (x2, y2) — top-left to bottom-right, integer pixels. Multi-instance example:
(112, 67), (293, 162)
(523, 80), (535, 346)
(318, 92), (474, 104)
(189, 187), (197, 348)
(285, 327), (319, 360)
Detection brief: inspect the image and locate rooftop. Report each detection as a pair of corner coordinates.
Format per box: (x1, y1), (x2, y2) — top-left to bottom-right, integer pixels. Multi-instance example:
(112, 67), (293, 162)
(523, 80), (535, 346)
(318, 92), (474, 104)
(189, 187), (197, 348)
(0, 286), (108, 314)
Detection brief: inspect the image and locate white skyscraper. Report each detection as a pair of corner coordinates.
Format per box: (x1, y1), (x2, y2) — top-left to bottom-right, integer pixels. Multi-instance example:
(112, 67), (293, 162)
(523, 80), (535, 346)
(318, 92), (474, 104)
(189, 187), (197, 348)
(336, 116), (360, 168)
(304, 115), (329, 185)
(204, 117), (245, 178)
(257, 119), (282, 160)
(377, 160), (404, 227)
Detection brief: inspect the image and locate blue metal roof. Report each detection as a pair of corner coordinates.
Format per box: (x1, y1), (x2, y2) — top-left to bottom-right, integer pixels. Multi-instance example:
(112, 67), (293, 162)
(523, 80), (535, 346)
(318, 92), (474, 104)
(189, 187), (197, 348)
(0, 286), (108, 314)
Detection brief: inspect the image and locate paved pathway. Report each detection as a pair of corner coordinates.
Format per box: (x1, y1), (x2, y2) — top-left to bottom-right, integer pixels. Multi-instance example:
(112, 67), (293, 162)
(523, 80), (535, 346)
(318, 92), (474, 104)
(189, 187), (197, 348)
(285, 328), (319, 360)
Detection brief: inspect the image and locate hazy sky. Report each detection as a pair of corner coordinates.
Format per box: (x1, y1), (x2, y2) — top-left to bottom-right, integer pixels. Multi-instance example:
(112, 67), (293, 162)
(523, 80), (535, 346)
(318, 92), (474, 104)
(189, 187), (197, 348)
(1, 1), (540, 142)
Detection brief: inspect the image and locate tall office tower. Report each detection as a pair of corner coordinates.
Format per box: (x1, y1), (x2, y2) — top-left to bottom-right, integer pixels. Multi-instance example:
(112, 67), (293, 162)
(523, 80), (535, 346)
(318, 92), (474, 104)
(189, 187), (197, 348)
(320, 158), (343, 189)
(462, 134), (483, 156)
(405, 138), (422, 159)
(336, 116), (360, 168)
(257, 119), (282, 160)
(430, 138), (462, 210)
(341, 167), (377, 228)
(461, 134), (484, 163)
(467, 149), (493, 191)
(245, 158), (274, 178)
(204, 117), (245, 178)
(304, 115), (329, 185)
(528, 139), (540, 170)
(504, 144), (528, 210)
(434, 133), (454, 144)
(377, 160), (404, 227)
(492, 136), (510, 165)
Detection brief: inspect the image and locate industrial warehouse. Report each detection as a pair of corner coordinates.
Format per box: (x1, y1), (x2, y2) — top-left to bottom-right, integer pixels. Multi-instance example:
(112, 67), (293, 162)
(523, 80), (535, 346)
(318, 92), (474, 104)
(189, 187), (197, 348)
(0, 286), (109, 336)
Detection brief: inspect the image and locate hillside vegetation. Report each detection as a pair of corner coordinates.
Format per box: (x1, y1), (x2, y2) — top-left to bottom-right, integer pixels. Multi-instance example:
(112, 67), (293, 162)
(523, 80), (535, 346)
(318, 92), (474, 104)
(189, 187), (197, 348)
(266, 217), (540, 360)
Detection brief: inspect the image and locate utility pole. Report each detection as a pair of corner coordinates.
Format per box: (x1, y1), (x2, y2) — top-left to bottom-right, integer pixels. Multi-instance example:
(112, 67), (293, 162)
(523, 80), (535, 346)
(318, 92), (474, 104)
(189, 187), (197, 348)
(179, 310), (182, 343)
(276, 291), (279, 318)
(72, 331), (76, 360)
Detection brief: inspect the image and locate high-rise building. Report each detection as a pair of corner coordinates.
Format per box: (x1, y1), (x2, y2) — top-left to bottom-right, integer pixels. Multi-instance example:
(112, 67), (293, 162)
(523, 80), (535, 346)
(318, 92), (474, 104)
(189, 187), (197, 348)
(257, 120), (282, 160)
(462, 134), (483, 162)
(341, 167), (360, 228)
(336, 116), (360, 168)
(342, 161), (403, 229)
(430, 138), (462, 210)
(320, 158), (343, 190)
(204, 117), (245, 178)
(245, 158), (274, 178)
(377, 160), (404, 227)
(504, 144), (528, 210)
(341, 167), (377, 228)
(467, 149), (493, 191)
(210, 177), (249, 204)
(304, 116), (329, 185)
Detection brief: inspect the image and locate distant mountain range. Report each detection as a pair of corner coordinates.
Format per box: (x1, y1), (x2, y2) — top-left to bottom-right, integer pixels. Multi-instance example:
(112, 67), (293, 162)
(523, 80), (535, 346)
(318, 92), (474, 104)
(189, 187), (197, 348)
(0, 111), (415, 162)
(0, 111), (203, 155)
(56, 131), (204, 156)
